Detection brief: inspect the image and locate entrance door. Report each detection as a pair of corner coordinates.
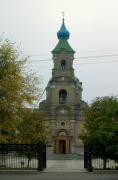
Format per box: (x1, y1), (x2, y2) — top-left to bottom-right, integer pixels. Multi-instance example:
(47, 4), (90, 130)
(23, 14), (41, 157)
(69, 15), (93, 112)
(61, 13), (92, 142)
(59, 140), (66, 154)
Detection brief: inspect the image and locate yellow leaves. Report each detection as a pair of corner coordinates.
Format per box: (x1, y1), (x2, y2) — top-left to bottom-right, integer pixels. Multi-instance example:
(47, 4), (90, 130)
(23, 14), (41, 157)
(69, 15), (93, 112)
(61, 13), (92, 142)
(0, 39), (41, 143)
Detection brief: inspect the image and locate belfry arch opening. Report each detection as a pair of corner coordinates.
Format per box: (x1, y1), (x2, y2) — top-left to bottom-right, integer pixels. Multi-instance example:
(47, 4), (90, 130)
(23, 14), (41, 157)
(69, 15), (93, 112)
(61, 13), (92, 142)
(59, 89), (67, 104)
(61, 60), (66, 70)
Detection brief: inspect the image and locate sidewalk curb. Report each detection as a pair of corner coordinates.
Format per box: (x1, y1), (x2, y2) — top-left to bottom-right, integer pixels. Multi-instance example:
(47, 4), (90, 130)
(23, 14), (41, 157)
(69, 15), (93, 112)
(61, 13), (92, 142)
(0, 170), (40, 175)
(92, 170), (118, 174)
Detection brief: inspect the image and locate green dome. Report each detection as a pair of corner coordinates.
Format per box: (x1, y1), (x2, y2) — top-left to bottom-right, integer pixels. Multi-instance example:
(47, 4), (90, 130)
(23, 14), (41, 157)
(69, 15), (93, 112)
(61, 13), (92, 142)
(73, 76), (83, 89)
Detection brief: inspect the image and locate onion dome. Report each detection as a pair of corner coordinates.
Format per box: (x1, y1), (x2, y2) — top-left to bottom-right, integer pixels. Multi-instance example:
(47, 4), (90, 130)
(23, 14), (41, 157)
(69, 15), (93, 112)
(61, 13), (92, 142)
(57, 18), (70, 40)
(52, 18), (75, 54)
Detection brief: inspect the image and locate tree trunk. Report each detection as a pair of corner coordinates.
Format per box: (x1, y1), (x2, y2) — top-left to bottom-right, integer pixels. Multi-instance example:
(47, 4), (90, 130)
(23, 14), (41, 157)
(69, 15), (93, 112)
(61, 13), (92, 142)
(27, 158), (31, 168)
(103, 157), (107, 169)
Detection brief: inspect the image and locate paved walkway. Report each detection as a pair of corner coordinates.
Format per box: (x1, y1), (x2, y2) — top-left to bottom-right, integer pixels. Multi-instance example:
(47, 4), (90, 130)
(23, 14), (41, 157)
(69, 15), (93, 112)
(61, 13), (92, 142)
(44, 160), (85, 172)
(0, 172), (118, 180)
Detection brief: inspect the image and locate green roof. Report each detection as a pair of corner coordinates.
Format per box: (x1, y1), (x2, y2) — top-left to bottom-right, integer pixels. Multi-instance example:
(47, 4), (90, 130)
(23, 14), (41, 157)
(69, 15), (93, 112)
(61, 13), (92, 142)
(73, 76), (83, 89)
(52, 39), (75, 54)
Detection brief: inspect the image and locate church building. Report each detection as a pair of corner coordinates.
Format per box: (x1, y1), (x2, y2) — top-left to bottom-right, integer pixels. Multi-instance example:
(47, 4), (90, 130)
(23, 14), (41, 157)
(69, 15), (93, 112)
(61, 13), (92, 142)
(39, 18), (87, 155)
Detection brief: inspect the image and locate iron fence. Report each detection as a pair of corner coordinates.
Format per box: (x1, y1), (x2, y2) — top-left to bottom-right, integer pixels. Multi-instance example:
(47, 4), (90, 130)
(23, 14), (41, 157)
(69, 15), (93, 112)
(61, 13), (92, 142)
(84, 144), (118, 171)
(0, 144), (46, 171)
(92, 157), (118, 170)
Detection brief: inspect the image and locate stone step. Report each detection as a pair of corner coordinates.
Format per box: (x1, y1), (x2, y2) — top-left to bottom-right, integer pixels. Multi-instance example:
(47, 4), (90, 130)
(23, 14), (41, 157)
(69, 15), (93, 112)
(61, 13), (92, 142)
(44, 169), (85, 172)
(47, 153), (84, 160)
(44, 160), (85, 172)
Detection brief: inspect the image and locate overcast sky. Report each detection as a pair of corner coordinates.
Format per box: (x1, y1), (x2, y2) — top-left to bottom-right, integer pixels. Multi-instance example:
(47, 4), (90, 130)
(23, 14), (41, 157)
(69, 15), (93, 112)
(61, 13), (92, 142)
(0, 0), (118, 103)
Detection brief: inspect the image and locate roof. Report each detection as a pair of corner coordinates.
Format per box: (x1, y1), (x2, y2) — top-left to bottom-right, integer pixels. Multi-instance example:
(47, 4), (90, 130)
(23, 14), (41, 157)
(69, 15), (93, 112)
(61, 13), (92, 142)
(52, 39), (75, 54)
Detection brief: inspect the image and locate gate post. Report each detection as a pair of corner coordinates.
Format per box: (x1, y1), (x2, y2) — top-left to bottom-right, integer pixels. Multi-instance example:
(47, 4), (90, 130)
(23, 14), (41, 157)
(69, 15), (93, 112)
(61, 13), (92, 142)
(37, 143), (43, 171)
(87, 151), (92, 172)
(84, 145), (88, 169)
(42, 144), (46, 169)
(84, 144), (93, 172)
(37, 143), (46, 171)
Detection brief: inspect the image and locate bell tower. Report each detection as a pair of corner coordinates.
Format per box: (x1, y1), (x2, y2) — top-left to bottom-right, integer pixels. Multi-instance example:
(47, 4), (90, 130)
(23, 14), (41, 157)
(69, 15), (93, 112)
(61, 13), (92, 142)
(39, 18), (87, 155)
(47, 18), (83, 106)
(52, 18), (75, 79)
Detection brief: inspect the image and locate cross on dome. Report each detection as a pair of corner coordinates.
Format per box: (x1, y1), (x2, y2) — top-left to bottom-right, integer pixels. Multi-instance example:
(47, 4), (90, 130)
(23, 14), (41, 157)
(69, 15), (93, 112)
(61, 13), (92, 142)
(57, 13), (70, 40)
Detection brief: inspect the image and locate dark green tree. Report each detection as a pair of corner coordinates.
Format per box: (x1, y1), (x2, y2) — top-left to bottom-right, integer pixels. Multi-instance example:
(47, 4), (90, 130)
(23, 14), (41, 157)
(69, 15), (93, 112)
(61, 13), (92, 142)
(80, 96), (118, 169)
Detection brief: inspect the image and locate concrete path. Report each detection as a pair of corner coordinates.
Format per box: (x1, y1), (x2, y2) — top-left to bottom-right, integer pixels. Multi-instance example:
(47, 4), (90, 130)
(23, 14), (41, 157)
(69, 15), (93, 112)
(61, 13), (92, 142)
(44, 160), (86, 172)
(0, 172), (118, 180)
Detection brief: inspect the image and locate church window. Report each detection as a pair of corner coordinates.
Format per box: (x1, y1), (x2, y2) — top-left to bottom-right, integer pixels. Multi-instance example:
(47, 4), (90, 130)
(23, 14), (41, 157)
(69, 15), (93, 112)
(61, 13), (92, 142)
(61, 122), (65, 128)
(59, 89), (67, 104)
(61, 60), (66, 70)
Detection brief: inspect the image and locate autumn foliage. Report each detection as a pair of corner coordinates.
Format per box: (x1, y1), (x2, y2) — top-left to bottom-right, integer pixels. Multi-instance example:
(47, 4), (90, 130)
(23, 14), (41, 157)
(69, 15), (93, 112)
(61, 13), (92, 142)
(0, 40), (48, 143)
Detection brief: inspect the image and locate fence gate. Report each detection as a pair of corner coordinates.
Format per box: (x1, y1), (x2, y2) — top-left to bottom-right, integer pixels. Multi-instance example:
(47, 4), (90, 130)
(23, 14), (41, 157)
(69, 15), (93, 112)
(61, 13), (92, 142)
(0, 144), (46, 171)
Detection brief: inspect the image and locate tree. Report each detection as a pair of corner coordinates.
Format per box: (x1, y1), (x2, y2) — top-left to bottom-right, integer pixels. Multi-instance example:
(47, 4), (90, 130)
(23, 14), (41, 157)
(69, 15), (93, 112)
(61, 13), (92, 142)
(17, 109), (48, 144)
(16, 109), (48, 167)
(0, 39), (39, 143)
(80, 96), (118, 169)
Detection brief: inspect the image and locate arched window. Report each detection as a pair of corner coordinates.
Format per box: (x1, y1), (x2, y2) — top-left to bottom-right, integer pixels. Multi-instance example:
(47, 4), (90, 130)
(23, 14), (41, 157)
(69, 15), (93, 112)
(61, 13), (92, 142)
(59, 90), (67, 104)
(61, 60), (66, 70)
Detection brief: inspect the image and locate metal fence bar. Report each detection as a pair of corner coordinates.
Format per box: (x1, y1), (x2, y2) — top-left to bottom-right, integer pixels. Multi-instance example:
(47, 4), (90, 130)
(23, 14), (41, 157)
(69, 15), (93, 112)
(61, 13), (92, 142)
(0, 144), (46, 171)
(84, 144), (118, 171)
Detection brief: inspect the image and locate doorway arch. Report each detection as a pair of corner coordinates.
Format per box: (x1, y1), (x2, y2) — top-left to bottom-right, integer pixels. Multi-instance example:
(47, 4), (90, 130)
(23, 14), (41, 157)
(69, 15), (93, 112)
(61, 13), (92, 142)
(54, 130), (71, 154)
